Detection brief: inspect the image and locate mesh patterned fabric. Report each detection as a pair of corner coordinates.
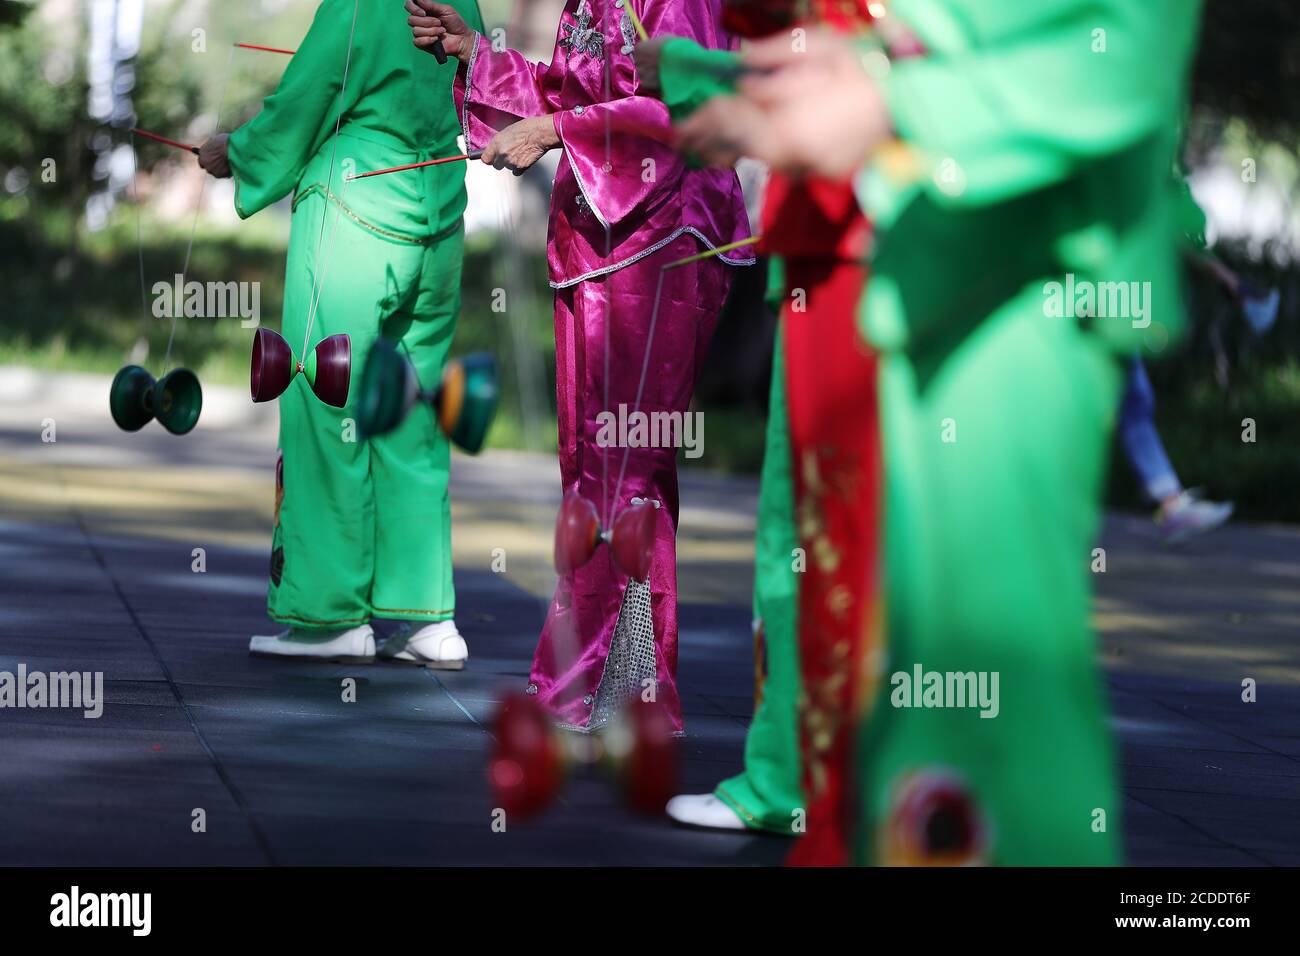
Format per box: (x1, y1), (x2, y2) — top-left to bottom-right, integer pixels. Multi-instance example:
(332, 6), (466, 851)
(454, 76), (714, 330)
(590, 577), (657, 729)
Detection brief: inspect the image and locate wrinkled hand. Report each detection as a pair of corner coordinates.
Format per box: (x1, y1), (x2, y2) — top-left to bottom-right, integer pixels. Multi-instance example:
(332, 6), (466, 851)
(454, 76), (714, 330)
(732, 28), (892, 178)
(405, 0), (476, 63)
(481, 115), (560, 176)
(673, 95), (767, 169)
(633, 36), (671, 95)
(197, 133), (231, 179)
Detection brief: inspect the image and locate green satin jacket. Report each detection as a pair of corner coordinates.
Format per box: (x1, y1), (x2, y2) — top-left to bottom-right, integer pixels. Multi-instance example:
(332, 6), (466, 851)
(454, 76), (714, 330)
(228, 0), (485, 245)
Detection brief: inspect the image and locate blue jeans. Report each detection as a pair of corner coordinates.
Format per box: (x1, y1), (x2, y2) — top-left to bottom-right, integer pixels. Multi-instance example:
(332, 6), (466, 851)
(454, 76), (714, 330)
(1118, 359), (1181, 502)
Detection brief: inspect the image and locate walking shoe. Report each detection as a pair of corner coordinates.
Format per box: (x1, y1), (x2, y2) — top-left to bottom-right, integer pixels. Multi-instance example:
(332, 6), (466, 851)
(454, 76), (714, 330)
(248, 624), (375, 663)
(377, 620), (467, 670)
(665, 793), (747, 831)
(1157, 490), (1234, 544)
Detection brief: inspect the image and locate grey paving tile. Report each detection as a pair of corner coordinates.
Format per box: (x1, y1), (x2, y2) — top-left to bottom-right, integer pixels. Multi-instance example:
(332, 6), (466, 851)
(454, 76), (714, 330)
(5, 417), (1300, 866)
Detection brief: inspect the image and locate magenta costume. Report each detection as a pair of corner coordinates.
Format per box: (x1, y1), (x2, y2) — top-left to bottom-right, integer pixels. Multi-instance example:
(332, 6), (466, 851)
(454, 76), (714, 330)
(455, 0), (752, 732)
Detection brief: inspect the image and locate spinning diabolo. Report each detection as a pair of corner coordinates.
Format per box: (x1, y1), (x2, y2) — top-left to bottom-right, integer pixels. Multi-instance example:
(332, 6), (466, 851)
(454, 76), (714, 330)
(553, 492), (656, 581)
(250, 327), (351, 407)
(489, 692), (565, 820)
(109, 365), (203, 435)
(881, 771), (990, 866)
(489, 691), (678, 821)
(356, 338), (500, 454)
(605, 692), (678, 815)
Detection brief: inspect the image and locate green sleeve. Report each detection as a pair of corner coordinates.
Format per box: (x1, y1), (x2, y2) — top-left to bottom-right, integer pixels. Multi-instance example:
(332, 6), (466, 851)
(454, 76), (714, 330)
(655, 37), (740, 121)
(866, 0), (1202, 214)
(227, 0), (361, 218)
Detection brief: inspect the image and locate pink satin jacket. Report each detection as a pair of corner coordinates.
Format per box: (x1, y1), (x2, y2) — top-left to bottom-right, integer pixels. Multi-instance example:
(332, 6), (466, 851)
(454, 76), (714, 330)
(455, 0), (755, 287)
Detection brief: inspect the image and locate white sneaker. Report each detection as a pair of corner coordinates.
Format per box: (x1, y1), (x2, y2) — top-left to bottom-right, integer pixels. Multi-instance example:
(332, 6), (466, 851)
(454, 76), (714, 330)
(248, 624), (375, 663)
(665, 793), (747, 831)
(377, 620), (467, 670)
(1158, 490), (1234, 544)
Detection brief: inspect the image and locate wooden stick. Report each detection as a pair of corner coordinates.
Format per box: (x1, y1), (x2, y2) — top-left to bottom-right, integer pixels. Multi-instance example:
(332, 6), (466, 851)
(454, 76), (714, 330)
(130, 128), (200, 155)
(234, 42), (296, 55)
(664, 235), (761, 270)
(346, 149), (485, 181)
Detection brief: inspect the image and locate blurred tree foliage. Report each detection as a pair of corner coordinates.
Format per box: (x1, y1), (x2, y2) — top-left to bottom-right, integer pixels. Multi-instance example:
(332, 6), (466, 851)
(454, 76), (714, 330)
(1192, 0), (1300, 145)
(2, 0), (1300, 503)
(0, 0), (329, 216)
(0, 0), (94, 230)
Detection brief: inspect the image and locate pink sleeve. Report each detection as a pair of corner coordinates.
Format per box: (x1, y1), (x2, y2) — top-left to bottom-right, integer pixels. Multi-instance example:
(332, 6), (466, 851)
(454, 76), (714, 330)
(555, 94), (680, 227)
(454, 31), (560, 149)
(557, 0), (729, 226)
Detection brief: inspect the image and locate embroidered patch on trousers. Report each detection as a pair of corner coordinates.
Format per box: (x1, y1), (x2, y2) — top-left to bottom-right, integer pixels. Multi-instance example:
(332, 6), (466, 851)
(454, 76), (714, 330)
(269, 547), (285, 588)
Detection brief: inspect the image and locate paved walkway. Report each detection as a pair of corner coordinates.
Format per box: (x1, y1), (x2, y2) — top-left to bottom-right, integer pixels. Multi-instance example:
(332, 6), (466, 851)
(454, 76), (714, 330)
(1, 369), (1297, 865)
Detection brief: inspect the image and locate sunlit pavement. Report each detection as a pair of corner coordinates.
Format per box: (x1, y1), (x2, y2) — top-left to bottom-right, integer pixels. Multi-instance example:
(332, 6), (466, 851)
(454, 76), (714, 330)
(2, 367), (1298, 865)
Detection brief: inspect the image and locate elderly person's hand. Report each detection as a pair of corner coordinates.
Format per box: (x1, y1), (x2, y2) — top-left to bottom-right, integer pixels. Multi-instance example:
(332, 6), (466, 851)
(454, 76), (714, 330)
(633, 36), (673, 95)
(481, 115), (560, 176)
(406, 0), (476, 63)
(729, 28), (893, 178)
(673, 95), (767, 169)
(197, 133), (232, 179)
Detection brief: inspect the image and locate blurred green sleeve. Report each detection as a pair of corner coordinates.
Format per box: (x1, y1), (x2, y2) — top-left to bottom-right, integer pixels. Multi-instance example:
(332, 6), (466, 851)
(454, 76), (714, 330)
(859, 0), (1203, 356)
(867, 0), (1201, 211)
(655, 37), (740, 121)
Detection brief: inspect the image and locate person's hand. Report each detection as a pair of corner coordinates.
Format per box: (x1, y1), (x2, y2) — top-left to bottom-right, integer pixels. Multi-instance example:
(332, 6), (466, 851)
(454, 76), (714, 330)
(633, 37), (671, 95)
(481, 115), (560, 176)
(405, 0), (476, 63)
(740, 27), (863, 97)
(197, 133), (231, 179)
(732, 28), (892, 178)
(673, 95), (767, 168)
